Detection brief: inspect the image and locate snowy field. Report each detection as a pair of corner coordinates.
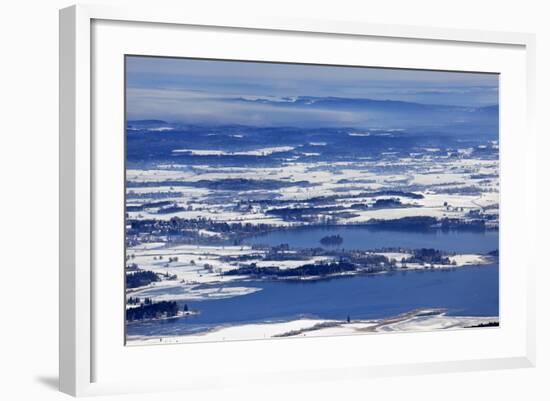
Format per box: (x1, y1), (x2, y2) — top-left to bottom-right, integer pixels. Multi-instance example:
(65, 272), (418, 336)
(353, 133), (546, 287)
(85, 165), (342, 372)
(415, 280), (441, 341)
(124, 57), (499, 344)
(125, 144), (499, 342)
(126, 242), (495, 305)
(126, 150), (499, 226)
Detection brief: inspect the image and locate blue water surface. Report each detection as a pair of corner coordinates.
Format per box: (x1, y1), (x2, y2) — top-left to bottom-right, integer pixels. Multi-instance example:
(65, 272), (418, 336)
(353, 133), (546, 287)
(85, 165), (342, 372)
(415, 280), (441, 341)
(127, 264), (499, 337)
(245, 226), (498, 254)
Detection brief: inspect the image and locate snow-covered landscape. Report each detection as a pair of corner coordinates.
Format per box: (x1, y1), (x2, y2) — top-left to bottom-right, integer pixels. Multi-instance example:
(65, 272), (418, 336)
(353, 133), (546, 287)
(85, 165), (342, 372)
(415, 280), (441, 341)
(128, 308), (498, 345)
(124, 56), (499, 344)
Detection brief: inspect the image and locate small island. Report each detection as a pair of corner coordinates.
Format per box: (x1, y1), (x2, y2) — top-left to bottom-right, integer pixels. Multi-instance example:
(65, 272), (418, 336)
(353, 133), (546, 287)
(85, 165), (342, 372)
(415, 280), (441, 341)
(126, 297), (198, 322)
(320, 234), (344, 246)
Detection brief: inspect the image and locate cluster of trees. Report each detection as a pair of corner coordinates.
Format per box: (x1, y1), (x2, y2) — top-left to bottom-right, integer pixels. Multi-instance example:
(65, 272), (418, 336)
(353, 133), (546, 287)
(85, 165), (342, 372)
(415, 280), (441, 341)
(261, 244), (325, 262)
(157, 205), (185, 214)
(128, 178), (310, 191)
(126, 300), (179, 321)
(126, 270), (160, 289)
(155, 256), (179, 266)
(225, 260), (357, 278)
(320, 235), (343, 246)
(158, 271), (178, 280)
(368, 216), (438, 229)
(127, 297), (152, 305)
(267, 205), (345, 220)
(367, 216), (488, 230)
(127, 216), (275, 239)
(402, 248), (452, 265)
(440, 217), (486, 229)
(126, 200), (174, 212)
(467, 321), (499, 328)
(371, 198), (403, 209)
(348, 253), (393, 269)
(361, 190), (423, 199)
(126, 190), (182, 200)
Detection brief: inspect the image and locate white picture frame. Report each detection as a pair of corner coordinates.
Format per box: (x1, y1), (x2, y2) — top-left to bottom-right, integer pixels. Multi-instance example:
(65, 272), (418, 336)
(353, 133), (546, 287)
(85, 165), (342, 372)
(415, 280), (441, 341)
(59, 4), (536, 397)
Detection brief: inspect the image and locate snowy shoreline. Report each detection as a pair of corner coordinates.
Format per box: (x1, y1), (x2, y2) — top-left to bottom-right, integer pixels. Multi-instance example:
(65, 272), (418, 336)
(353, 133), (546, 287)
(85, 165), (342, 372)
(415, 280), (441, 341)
(126, 238), (496, 302)
(126, 308), (499, 346)
(126, 253), (495, 303)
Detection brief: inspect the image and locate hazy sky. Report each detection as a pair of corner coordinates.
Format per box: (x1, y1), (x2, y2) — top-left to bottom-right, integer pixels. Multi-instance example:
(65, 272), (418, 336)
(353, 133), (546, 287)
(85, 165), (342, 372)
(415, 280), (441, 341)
(126, 56), (498, 126)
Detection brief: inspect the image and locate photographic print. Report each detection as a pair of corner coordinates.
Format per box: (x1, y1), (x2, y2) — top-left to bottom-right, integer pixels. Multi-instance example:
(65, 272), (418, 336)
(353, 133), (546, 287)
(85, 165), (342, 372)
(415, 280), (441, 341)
(124, 56), (499, 345)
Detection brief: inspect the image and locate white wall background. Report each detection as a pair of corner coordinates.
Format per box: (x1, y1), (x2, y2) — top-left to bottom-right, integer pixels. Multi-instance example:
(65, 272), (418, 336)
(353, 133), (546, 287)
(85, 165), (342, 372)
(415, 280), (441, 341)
(0, 0), (547, 399)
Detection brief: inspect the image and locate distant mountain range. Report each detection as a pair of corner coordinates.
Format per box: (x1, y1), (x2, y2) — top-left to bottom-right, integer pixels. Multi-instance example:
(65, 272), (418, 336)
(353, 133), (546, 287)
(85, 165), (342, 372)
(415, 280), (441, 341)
(229, 95), (498, 113)
(127, 95), (498, 133)
(127, 119), (168, 127)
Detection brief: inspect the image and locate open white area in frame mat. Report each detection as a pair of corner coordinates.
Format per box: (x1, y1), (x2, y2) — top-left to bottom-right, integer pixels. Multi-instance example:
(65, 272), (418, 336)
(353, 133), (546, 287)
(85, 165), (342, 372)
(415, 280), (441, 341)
(84, 16), (533, 395)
